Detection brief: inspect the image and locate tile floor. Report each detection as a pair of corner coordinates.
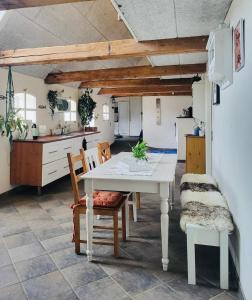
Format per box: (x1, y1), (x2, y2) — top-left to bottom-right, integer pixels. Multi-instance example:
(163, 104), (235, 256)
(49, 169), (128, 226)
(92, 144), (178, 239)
(0, 162), (239, 300)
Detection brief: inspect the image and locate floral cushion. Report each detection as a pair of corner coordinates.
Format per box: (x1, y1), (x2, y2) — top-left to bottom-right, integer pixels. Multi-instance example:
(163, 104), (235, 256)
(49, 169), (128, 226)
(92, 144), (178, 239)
(71, 191), (124, 209)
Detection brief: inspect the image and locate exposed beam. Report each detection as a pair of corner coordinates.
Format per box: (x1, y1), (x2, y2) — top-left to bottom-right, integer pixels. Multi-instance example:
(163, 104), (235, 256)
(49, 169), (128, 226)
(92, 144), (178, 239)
(79, 78), (193, 89)
(98, 86), (192, 96)
(45, 64), (206, 84)
(0, 36), (208, 67)
(113, 91), (193, 97)
(0, 0), (91, 11)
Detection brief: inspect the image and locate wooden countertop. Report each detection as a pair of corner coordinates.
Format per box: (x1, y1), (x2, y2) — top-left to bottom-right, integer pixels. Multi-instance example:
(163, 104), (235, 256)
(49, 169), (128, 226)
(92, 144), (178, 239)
(13, 131), (100, 144)
(185, 134), (205, 138)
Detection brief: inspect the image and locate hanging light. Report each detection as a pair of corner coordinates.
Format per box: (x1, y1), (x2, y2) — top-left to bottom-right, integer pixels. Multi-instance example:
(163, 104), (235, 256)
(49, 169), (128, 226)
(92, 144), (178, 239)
(192, 73), (202, 83)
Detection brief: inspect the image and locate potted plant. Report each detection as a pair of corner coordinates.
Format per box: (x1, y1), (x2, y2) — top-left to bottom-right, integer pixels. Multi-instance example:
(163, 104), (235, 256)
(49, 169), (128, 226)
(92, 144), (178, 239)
(47, 90), (58, 117)
(0, 109), (28, 144)
(78, 89), (96, 130)
(127, 141), (149, 172)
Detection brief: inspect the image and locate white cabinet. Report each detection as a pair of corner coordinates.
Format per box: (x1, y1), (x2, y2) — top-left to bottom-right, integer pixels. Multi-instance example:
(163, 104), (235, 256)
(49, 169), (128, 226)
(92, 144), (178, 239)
(193, 81), (205, 122)
(207, 26), (233, 89)
(176, 118), (194, 160)
(42, 133), (100, 186)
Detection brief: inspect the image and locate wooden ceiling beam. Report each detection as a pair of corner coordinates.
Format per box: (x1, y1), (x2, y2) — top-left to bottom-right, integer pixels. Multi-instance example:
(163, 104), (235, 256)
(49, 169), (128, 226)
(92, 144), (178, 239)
(98, 86), (192, 95)
(79, 77), (193, 89)
(113, 91), (192, 97)
(0, 36), (208, 67)
(45, 64), (206, 84)
(0, 0), (91, 11)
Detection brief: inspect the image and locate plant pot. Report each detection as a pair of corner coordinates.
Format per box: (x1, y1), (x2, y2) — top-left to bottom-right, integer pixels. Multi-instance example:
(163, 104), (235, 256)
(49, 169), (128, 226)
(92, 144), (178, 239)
(126, 157), (150, 172)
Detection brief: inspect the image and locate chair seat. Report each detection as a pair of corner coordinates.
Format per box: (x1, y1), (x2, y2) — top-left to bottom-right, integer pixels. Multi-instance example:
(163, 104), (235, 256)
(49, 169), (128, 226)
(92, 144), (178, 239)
(71, 191), (124, 209)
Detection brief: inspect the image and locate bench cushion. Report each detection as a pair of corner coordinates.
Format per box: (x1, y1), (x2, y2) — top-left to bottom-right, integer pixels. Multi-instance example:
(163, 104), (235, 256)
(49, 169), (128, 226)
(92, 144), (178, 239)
(181, 174), (217, 186)
(181, 190), (228, 209)
(180, 201), (234, 232)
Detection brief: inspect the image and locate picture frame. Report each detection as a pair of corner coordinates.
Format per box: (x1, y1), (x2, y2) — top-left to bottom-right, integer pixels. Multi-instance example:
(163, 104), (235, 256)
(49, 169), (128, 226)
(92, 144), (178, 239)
(234, 18), (245, 72)
(212, 83), (220, 105)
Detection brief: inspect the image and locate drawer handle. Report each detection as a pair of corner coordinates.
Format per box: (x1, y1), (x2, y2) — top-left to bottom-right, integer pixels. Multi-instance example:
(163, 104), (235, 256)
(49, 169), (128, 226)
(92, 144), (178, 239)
(48, 170), (57, 175)
(49, 150), (58, 154)
(64, 147), (71, 150)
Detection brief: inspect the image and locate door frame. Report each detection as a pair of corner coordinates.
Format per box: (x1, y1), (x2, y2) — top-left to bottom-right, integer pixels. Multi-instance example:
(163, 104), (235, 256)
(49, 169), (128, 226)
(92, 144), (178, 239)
(205, 76), (213, 175)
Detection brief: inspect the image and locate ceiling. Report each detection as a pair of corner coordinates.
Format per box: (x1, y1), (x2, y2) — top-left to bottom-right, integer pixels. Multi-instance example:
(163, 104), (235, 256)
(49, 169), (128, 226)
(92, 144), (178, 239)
(0, 0), (232, 85)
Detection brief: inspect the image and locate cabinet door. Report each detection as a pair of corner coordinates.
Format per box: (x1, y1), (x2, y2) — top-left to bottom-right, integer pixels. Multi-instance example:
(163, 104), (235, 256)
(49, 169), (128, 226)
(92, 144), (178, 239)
(118, 102), (130, 136)
(186, 137), (206, 174)
(129, 98), (142, 136)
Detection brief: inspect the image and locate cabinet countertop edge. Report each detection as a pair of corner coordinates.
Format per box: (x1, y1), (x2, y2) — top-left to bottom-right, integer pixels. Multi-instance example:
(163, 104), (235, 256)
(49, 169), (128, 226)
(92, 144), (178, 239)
(13, 131), (101, 144)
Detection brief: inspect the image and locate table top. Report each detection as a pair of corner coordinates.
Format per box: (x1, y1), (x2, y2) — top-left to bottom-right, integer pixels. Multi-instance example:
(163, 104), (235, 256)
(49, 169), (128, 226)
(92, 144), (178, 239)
(81, 152), (177, 183)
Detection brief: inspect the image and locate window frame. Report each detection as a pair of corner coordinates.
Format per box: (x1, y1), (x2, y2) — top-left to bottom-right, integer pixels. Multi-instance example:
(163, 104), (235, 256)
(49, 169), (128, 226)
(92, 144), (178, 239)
(102, 104), (110, 121)
(14, 91), (37, 123)
(64, 99), (77, 122)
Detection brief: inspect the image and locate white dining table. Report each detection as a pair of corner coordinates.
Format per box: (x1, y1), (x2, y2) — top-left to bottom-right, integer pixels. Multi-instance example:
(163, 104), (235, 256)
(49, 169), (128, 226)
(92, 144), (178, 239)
(81, 152), (177, 271)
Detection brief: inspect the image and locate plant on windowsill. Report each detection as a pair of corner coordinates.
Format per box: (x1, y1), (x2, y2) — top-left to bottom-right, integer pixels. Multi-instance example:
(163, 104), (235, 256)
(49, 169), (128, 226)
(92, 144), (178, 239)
(78, 89), (96, 130)
(0, 110), (28, 144)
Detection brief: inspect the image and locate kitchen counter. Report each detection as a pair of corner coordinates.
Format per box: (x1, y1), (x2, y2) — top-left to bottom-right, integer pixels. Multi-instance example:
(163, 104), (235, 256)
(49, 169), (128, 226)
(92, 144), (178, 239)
(13, 131), (100, 144)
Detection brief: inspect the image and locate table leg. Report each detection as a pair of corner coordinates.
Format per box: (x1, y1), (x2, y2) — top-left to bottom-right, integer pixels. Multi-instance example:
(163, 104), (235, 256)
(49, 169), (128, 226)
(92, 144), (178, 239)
(85, 182), (94, 262)
(160, 183), (169, 271)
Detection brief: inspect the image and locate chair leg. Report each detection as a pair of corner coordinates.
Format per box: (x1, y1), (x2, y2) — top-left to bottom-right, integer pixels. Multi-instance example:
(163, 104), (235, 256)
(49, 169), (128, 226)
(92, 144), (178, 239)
(220, 230), (229, 289)
(187, 228), (196, 285)
(73, 212), (80, 254)
(136, 192), (141, 209)
(122, 205), (126, 241)
(113, 212), (119, 257)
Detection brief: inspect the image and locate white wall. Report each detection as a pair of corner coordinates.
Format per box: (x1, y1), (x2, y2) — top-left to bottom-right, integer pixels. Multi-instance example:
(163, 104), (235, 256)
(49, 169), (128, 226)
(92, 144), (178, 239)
(212, 0), (252, 298)
(142, 96), (192, 148)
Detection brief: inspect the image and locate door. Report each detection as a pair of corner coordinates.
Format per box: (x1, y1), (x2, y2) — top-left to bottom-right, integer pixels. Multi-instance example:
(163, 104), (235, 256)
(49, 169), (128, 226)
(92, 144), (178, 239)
(129, 98), (142, 136)
(118, 101), (130, 136)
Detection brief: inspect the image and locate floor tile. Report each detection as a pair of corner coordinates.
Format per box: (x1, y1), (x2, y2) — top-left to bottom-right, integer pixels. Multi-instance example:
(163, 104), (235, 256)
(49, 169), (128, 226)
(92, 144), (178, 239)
(111, 267), (160, 296)
(133, 284), (182, 300)
(0, 244), (12, 267)
(8, 241), (45, 263)
(50, 247), (86, 269)
(33, 225), (66, 241)
(62, 261), (108, 288)
(74, 277), (129, 300)
(210, 292), (238, 300)
(0, 264), (19, 288)
(4, 231), (37, 249)
(167, 275), (221, 300)
(15, 254), (57, 281)
(0, 283), (27, 300)
(41, 233), (73, 253)
(22, 271), (73, 300)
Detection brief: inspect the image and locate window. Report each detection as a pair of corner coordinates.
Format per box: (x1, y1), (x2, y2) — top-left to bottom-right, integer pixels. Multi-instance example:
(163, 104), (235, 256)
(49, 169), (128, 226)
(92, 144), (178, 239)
(64, 100), (77, 122)
(102, 104), (109, 121)
(15, 92), (36, 123)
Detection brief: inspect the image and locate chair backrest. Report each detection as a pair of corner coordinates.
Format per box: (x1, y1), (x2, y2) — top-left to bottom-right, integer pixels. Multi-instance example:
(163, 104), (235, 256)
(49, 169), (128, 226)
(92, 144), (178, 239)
(67, 149), (88, 204)
(85, 147), (100, 171)
(97, 142), (111, 164)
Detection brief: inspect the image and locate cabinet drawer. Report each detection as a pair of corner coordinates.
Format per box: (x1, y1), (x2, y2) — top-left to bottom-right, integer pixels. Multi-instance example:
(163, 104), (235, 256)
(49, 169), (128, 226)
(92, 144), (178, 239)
(42, 160), (61, 186)
(61, 158), (70, 176)
(61, 140), (74, 158)
(43, 142), (61, 164)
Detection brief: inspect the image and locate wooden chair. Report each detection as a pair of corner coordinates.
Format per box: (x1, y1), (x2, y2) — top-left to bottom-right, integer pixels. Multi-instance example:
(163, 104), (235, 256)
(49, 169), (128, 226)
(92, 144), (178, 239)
(97, 142), (111, 164)
(67, 149), (127, 257)
(97, 142), (139, 221)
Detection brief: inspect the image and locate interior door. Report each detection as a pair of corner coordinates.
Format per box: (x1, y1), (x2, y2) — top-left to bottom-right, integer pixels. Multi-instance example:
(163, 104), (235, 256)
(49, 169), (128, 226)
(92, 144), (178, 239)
(129, 98), (142, 136)
(118, 101), (130, 136)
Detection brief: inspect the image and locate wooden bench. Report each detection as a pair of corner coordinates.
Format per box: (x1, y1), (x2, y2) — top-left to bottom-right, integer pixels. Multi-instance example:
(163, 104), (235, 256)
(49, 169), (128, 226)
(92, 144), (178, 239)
(180, 173), (234, 289)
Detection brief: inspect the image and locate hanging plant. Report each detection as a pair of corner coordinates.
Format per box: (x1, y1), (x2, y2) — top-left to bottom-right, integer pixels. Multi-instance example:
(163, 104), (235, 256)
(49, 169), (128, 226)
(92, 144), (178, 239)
(78, 89), (96, 127)
(47, 90), (58, 117)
